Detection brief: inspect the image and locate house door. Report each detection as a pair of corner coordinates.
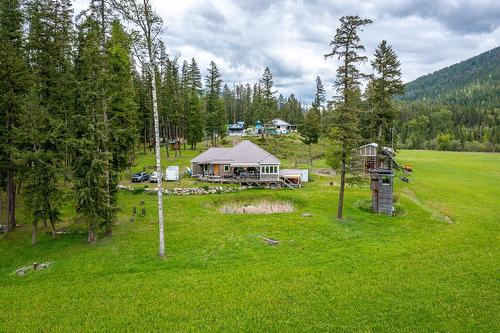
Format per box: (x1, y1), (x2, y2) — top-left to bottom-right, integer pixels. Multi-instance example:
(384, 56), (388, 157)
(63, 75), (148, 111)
(213, 164), (219, 175)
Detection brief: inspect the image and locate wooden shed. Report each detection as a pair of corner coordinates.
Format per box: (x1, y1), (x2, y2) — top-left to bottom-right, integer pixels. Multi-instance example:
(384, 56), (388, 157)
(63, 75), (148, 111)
(359, 143), (378, 172)
(370, 169), (394, 215)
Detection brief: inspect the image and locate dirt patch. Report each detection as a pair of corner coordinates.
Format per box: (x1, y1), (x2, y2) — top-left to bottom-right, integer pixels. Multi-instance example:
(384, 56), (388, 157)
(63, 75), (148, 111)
(314, 168), (336, 176)
(219, 200), (295, 214)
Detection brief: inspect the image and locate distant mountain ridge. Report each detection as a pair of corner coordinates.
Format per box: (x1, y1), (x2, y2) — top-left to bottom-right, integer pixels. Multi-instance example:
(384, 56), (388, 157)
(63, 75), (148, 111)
(399, 46), (499, 107)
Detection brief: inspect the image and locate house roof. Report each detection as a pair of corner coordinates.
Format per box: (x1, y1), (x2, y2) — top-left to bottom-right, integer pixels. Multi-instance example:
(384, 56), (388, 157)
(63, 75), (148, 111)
(190, 140), (280, 165)
(271, 118), (292, 126)
(359, 143), (396, 156)
(190, 148), (230, 164)
(228, 122), (244, 130)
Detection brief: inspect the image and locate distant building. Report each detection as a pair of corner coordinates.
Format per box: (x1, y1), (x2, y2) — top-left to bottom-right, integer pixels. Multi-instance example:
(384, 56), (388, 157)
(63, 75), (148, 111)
(227, 121), (245, 136)
(266, 118), (298, 134)
(358, 143), (398, 172)
(255, 120), (264, 135)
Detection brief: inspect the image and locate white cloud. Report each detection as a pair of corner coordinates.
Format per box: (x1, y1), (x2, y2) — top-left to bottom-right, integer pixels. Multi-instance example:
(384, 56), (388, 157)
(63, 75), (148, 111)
(73, 0), (499, 102)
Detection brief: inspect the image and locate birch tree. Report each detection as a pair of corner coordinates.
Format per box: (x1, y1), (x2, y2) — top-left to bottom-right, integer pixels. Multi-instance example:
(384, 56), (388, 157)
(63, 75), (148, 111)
(111, 0), (165, 257)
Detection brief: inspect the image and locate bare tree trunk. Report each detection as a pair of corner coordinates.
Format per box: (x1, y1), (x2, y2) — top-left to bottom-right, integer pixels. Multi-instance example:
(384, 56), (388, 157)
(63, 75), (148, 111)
(143, 125), (147, 155)
(87, 227), (95, 243)
(337, 150), (346, 220)
(177, 126), (182, 156)
(309, 143), (313, 166)
(31, 220), (37, 245)
(49, 217), (56, 239)
(7, 168), (16, 232)
(0, 191), (4, 236)
(163, 125), (170, 158)
(43, 214), (48, 231)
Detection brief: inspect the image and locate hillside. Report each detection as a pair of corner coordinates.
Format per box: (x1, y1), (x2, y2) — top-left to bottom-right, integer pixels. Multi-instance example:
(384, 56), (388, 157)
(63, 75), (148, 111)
(399, 46), (500, 107)
(394, 47), (499, 151)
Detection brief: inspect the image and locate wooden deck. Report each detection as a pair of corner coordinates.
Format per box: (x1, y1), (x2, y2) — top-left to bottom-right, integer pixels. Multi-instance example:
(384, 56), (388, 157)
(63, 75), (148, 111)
(198, 176), (299, 188)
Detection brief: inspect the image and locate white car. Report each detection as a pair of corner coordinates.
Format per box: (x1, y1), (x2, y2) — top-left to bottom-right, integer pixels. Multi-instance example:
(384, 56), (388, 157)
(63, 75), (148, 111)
(150, 171), (162, 183)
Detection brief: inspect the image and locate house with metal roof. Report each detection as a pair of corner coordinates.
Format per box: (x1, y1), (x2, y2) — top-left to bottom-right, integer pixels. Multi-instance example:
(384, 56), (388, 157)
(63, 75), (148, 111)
(227, 121), (245, 136)
(190, 140), (281, 182)
(266, 118), (298, 134)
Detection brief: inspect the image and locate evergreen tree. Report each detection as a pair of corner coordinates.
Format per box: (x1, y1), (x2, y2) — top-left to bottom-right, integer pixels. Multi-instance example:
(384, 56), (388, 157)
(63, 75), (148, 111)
(73, 16), (110, 243)
(311, 76), (325, 119)
(0, 0), (30, 233)
(367, 40), (404, 146)
(299, 109), (321, 165)
(165, 58), (182, 149)
(188, 58), (202, 94)
(285, 94), (303, 125)
(22, 0), (74, 237)
(251, 83), (262, 125)
(186, 58), (204, 148)
(106, 19), (138, 220)
(243, 83), (253, 126)
(324, 15), (372, 220)
(16, 89), (62, 243)
(258, 67), (277, 136)
(277, 93), (286, 118)
(222, 83), (234, 123)
(205, 61), (224, 145)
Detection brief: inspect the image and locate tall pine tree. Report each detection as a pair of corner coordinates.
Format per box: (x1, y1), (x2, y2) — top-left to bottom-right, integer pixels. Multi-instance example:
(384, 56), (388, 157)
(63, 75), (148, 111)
(0, 0), (29, 234)
(324, 15), (372, 220)
(205, 61), (224, 146)
(367, 40), (404, 146)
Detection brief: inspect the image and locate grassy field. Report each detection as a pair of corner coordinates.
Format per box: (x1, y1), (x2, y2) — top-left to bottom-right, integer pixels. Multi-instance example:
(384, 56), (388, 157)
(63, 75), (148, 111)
(0, 145), (499, 332)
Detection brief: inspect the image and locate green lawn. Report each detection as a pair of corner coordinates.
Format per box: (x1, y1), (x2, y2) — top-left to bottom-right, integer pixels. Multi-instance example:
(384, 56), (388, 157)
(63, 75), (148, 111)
(0, 149), (498, 332)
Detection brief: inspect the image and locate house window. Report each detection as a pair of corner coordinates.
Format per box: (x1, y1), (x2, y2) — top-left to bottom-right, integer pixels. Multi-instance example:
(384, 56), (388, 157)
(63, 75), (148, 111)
(382, 176), (391, 185)
(203, 164), (208, 172)
(261, 165), (278, 174)
(224, 165), (230, 172)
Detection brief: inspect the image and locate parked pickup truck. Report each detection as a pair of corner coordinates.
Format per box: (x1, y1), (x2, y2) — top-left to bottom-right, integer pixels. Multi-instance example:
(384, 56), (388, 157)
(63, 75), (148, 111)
(132, 172), (149, 182)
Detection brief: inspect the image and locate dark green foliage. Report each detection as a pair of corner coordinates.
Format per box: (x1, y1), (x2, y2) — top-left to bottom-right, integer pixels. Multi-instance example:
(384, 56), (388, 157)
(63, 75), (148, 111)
(395, 47), (499, 151)
(0, 0), (30, 232)
(107, 20), (138, 171)
(73, 16), (112, 242)
(205, 61), (225, 145)
(299, 110), (321, 165)
(281, 94), (303, 125)
(365, 40), (404, 146)
(19, 0), (74, 239)
(258, 67), (277, 128)
(399, 46), (499, 105)
(16, 89), (63, 242)
(311, 76), (325, 120)
(324, 15), (372, 219)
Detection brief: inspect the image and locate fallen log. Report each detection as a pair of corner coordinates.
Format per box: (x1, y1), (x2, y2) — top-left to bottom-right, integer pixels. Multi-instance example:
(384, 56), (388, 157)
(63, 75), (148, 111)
(257, 236), (278, 246)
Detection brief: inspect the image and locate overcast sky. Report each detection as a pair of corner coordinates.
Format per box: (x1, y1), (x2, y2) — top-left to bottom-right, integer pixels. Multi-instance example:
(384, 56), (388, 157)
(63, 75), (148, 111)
(75, 0), (499, 102)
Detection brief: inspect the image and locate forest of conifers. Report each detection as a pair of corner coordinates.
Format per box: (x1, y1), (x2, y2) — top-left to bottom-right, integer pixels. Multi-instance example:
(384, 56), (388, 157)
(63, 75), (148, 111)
(394, 47), (499, 151)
